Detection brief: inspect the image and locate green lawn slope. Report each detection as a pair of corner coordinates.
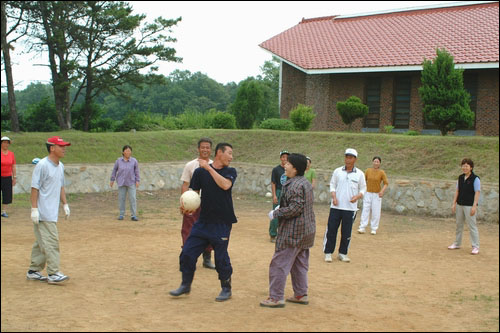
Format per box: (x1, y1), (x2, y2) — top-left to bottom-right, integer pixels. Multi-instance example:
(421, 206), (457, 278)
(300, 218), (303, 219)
(5, 129), (499, 183)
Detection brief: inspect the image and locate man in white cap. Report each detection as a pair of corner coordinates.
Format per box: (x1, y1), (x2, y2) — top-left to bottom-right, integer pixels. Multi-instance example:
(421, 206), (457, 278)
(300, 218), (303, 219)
(27, 136), (71, 284)
(323, 148), (366, 263)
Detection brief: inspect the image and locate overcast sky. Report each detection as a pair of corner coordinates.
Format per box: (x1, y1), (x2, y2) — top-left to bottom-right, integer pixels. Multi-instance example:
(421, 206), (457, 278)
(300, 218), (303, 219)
(2, 1), (461, 91)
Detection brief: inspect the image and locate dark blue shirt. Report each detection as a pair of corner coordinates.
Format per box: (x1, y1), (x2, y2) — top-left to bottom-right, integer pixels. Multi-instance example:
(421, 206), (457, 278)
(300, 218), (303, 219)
(271, 165), (286, 191)
(190, 164), (237, 225)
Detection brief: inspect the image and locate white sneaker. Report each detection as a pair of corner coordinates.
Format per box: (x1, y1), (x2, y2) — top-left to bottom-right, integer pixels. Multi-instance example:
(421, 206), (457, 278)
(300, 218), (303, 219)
(324, 253), (333, 262)
(338, 254), (351, 262)
(371, 230), (377, 235)
(26, 270), (48, 282)
(357, 228), (365, 234)
(48, 272), (69, 285)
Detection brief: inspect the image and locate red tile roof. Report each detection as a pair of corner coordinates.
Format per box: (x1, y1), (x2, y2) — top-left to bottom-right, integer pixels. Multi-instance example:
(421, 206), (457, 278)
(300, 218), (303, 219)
(259, 2), (499, 72)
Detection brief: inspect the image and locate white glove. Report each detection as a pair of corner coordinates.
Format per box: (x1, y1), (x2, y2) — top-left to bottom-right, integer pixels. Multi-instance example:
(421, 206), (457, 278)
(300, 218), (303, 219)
(31, 208), (39, 225)
(268, 205), (279, 220)
(63, 204), (70, 219)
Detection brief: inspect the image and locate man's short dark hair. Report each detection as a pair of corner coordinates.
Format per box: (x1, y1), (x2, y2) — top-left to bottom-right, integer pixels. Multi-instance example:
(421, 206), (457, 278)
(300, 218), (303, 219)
(198, 137), (213, 148)
(215, 142), (232, 155)
(373, 156), (382, 162)
(288, 153), (307, 176)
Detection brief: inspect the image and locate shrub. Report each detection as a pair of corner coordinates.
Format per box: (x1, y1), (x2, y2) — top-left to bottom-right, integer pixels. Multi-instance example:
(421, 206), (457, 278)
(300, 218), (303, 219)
(211, 112), (236, 129)
(336, 96), (368, 130)
(259, 118), (294, 131)
(384, 125), (395, 134)
(405, 130), (420, 136)
(175, 111), (210, 129)
(161, 116), (178, 130)
(24, 97), (60, 132)
(114, 111), (166, 132)
(72, 103), (111, 132)
(289, 104), (316, 131)
(89, 117), (115, 132)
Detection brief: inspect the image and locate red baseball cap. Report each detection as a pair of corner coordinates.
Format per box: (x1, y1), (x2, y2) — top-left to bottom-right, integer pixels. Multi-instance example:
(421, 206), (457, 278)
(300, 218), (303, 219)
(46, 136), (71, 146)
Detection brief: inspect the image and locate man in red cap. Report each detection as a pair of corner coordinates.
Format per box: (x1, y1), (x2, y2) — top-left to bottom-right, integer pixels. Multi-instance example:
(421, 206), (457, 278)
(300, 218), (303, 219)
(27, 136), (72, 284)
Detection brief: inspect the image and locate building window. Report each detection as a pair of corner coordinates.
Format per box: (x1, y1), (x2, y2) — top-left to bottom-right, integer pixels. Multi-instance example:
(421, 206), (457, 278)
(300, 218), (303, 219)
(364, 77), (381, 128)
(393, 77), (411, 129)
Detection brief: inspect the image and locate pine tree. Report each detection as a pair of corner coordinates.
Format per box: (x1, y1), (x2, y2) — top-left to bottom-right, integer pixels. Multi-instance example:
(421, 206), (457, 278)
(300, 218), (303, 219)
(419, 48), (474, 135)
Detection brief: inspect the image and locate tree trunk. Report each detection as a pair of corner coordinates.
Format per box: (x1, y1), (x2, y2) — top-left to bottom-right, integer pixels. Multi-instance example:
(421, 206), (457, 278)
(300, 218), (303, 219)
(40, 2), (71, 130)
(52, 77), (70, 130)
(1, 2), (20, 132)
(82, 69), (93, 132)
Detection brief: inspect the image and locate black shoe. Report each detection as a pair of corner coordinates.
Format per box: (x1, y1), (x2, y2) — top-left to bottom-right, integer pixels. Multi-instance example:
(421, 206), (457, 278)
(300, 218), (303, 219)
(215, 287), (232, 302)
(169, 284), (191, 297)
(215, 278), (231, 302)
(202, 251), (216, 269)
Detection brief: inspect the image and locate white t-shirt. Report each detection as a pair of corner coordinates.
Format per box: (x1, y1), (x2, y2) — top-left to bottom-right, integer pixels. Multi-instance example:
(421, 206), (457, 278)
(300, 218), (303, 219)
(180, 158), (213, 184)
(31, 157), (65, 222)
(330, 166), (366, 211)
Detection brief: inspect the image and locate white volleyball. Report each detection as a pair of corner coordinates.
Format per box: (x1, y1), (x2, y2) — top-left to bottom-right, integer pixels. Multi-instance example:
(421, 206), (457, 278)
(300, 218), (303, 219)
(181, 190), (201, 211)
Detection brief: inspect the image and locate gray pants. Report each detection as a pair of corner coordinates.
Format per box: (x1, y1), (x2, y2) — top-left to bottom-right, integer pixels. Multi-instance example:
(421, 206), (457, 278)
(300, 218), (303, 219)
(455, 204), (480, 248)
(118, 185), (137, 217)
(29, 221), (60, 275)
(268, 247), (309, 301)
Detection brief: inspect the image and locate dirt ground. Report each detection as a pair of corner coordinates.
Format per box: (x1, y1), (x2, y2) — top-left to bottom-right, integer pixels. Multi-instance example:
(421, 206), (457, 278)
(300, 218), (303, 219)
(1, 189), (498, 332)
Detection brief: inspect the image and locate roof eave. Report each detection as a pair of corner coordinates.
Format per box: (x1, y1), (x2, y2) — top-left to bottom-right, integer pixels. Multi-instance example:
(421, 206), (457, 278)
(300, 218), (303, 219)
(304, 62), (500, 74)
(260, 50), (500, 74)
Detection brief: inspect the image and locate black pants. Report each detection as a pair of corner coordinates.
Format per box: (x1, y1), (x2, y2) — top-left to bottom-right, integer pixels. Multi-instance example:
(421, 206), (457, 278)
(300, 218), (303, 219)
(324, 208), (356, 255)
(180, 221), (233, 284)
(1, 176), (13, 204)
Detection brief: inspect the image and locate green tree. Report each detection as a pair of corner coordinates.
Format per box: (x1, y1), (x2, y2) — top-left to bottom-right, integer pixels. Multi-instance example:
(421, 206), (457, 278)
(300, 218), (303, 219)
(1, 1), (25, 132)
(418, 48), (473, 135)
(74, 1), (181, 131)
(336, 96), (369, 131)
(21, 1), (181, 131)
(231, 79), (263, 129)
(256, 57), (280, 122)
(22, 1), (88, 129)
(24, 97), (59, 132)
(13, 82), (54, 112)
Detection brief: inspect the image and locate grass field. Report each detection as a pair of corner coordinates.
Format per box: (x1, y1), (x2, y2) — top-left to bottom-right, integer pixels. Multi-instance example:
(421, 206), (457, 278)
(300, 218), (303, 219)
(3, 129), (499, 183)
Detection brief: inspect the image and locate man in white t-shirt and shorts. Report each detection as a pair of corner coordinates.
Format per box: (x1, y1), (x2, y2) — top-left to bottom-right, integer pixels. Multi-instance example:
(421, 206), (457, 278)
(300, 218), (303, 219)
(179, 138), (215, 269)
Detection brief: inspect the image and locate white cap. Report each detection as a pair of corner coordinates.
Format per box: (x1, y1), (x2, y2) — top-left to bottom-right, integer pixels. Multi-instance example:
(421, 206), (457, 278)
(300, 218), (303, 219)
(1, 136), (11, 142)
(345, 148), (358, 157)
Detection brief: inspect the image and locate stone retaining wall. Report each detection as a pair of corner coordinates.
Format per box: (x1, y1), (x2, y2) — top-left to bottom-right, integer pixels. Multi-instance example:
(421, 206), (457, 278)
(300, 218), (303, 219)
(14, 162), (499, 223)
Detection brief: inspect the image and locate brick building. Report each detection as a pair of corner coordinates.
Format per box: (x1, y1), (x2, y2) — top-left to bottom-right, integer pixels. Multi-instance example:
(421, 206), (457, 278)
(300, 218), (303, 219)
(259, 1), (499, 136)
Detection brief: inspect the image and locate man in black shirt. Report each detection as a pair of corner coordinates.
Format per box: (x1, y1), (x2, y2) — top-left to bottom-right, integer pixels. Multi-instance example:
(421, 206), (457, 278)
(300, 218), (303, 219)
(269, 150), (289, 242)
(170, 143), (237, 302)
